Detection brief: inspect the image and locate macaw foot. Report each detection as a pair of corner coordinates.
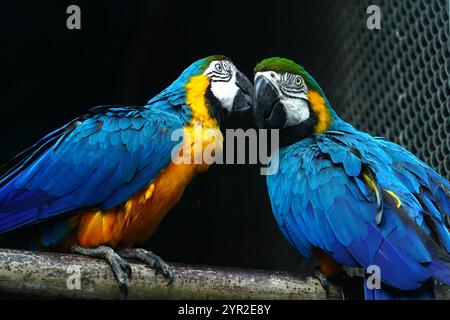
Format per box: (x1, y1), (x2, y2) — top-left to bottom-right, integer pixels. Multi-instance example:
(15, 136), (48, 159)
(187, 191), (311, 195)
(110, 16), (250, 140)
(312, 267), (349, 300)
(312, 266), (331, 298)
(117, 248), (174, 286)
(70, 245), (132, 298)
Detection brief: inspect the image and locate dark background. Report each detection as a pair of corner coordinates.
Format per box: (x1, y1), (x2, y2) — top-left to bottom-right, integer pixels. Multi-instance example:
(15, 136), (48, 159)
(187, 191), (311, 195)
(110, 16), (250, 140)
(1, 0), (449, 297)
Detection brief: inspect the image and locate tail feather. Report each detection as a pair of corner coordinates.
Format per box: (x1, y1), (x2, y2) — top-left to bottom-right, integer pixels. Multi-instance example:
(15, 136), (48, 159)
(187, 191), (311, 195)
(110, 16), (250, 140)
(364, 278), (436, 300)
(427, 259), (450, 285)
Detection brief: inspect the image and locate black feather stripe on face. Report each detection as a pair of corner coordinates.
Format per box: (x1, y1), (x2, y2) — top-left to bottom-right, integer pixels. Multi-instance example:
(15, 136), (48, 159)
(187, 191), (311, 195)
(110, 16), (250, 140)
(278, 102), (318, 147)
(204, 83), (225, 128)
(206, 61), (232, 83)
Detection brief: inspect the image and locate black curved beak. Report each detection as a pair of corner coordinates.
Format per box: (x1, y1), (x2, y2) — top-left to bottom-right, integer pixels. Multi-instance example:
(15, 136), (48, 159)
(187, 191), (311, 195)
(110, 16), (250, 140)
(227, 70), (253, 128)
(253, 76), (286, 129)
(232, 70), (253, 113)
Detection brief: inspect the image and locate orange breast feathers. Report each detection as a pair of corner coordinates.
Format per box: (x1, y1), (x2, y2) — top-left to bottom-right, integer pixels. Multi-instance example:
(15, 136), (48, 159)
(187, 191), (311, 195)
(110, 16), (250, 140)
(313, 248), (342, 277)
(73, 125), (223, 249)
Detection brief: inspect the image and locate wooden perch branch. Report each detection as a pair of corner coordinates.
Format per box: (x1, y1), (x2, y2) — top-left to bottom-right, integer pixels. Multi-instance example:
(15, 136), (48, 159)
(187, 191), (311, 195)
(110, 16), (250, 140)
(0, 248), (341, 299)
(0, 248), (448, 300)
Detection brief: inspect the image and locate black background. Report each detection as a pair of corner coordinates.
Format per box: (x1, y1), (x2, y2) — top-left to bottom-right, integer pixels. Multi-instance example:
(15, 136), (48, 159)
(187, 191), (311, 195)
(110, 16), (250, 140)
(1, 0), (355, 279)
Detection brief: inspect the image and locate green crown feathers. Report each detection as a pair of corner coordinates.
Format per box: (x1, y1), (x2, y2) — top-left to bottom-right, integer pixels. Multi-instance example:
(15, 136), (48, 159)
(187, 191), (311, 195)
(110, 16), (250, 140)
(202, 55), (232, 70)
(254, 57), (304, 75)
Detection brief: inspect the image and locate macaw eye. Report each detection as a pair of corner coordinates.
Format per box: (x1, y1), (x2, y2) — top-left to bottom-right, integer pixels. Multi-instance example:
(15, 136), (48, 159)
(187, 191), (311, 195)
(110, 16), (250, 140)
(215, 63), (223, 72)
(295, 77), (303, 86)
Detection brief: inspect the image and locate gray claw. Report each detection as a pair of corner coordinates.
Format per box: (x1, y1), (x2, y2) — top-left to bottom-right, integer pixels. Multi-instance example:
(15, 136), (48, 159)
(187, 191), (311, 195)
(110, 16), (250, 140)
(166, 269), (174, 286)
(117, 248), (174, 285)
(313, 267), (330, 298)
(70, 245), (132, 299)
(116, 273), (129, 299)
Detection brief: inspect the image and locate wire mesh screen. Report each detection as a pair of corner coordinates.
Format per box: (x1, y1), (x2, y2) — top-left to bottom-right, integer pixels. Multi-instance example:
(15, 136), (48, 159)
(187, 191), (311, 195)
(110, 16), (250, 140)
(307, 0), (450, 180)
(267, 0), (450, 277)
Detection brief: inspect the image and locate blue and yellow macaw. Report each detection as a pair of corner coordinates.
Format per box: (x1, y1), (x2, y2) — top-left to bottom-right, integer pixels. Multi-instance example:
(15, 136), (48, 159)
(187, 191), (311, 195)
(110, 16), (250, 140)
(253, 57), (450, 300)
(0, 55), (252, 294)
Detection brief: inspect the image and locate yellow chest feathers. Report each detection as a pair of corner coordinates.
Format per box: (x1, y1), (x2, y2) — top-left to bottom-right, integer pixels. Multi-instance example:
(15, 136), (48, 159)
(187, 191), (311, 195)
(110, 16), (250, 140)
(308, 90), (333, 134)
(185, 74), (219, 128)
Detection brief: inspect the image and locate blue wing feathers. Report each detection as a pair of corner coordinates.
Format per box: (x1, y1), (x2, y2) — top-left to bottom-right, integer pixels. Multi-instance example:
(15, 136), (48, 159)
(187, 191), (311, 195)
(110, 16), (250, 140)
(0, 107), (183, 233)
(268, 122), (450, 294)
(0, 59), (207, 235)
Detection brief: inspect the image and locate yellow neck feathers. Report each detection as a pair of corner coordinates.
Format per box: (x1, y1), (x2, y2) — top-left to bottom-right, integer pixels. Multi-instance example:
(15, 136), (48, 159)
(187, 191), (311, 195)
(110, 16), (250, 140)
(185, 75), (219, 128)
(308, 90), (333, 134)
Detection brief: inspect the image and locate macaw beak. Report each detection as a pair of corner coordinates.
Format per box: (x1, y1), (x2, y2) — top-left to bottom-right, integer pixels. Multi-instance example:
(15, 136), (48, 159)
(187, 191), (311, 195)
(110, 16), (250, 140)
(253, 75), (286, 129)
(231, 70), (253, 113)
(226, 70), (253, 129)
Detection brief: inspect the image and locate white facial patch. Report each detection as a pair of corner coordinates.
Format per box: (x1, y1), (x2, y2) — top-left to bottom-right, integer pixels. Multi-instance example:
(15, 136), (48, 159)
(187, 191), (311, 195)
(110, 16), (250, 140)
(203, 61), (240, 112)
(282, 97), (310, 127)
(255, 71), (310, 128)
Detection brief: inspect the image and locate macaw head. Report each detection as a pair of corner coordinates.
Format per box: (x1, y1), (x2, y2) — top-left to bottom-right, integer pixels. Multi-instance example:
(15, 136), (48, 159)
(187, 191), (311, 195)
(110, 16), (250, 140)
(152, 55), (252, 128)
(200, 55), (253, 121)
(253, 57), (337, 145)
